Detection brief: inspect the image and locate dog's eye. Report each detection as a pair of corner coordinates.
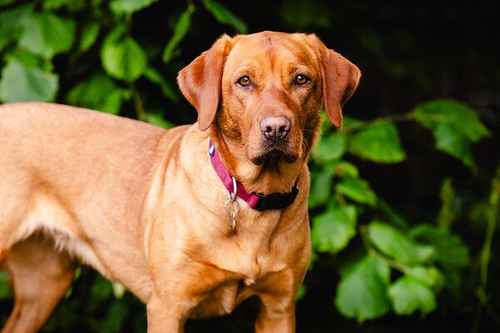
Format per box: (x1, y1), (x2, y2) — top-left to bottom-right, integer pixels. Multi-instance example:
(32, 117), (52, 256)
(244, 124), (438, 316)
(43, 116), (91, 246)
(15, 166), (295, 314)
(294, 74), (310, 86)
(236, 75), (251, 87)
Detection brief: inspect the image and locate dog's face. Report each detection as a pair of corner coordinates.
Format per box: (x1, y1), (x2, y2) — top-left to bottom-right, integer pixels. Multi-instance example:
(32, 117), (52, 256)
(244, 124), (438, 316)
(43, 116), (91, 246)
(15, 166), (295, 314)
(219, 33), (323, 166)
(178, 31), (360, 171)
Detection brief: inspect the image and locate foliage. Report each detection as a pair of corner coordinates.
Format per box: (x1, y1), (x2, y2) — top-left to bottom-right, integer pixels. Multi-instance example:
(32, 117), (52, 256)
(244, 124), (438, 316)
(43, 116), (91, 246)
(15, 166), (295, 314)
(0, 1), (498, 332)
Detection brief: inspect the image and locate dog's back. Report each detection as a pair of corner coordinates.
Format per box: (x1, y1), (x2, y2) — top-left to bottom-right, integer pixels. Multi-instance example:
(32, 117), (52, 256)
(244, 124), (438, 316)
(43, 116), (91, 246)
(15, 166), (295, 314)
(0, 103), (168, 312)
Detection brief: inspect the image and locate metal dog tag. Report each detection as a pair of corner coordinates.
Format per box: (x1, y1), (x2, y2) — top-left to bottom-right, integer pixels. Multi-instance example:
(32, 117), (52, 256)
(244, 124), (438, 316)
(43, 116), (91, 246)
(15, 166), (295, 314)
(225, 176), (239, 231)
(225, 197), (239, 232)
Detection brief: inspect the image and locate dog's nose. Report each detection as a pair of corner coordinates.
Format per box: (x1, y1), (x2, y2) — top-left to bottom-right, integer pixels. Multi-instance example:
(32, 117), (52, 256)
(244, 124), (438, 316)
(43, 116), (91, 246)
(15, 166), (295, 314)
(260, 116), (291, 141)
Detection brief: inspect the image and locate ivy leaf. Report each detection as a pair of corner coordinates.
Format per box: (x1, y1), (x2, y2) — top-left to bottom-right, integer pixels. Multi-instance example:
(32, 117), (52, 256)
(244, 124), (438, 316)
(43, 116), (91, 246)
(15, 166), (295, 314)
(66, 73), (130, 114)
(79, 21), (100, 52)
(312, 205), (357, 253)
(312, 132), (347, 163)
(144, 67), (179, 101)
(0, 58), (58, 102)
(0, 4), (34, 51)
(336, 177), (377, 206)
(389, 276), (437, 315)
(202, 0), (248, 33)
(368, 221), (435, 266)
(331, 160), (359, 178)
(309, 169), (333, 208)
(349, 121), (406, 163)
(162, 4), (195, 63)
(404, 266), (444, 290)
(335, 255), (391, 321)
(110, 0), (158, 15)
(101, 35), (147, 82)
(434, 123), (475, 167)
(413, 99), (489, 168)
(409, 224), (469, 269)
(18, 12), (76, 59)
(413, 99), (489, 142)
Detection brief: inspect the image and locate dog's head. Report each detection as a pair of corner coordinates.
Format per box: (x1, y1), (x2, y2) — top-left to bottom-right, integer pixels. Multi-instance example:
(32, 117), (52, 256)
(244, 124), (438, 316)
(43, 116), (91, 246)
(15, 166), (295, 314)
(178, 31), (360, 185)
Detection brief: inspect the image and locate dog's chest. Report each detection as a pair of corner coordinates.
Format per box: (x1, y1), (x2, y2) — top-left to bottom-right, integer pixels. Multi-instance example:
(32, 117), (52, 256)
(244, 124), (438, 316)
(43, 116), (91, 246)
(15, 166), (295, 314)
(210, 210), (288, 278)
(190, 280), (251, 318)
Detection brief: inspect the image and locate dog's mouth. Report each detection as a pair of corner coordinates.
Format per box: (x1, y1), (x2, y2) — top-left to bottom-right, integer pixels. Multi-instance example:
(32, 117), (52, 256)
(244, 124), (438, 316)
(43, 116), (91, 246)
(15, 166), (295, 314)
(251, 146), (298, 167)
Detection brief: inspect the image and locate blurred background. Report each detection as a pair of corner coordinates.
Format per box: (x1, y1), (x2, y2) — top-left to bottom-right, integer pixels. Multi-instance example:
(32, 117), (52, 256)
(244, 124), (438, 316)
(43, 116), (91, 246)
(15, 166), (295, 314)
(0, 0), (499, 332)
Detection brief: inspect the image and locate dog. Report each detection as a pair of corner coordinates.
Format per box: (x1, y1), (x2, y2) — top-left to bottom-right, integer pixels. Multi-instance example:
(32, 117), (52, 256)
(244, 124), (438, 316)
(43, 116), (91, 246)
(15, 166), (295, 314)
(0, 31), (360, 333)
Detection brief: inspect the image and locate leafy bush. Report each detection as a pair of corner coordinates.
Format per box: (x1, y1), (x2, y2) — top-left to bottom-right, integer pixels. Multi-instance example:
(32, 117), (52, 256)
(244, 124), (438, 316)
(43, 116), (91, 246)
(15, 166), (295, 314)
(0, 1), (498, 332)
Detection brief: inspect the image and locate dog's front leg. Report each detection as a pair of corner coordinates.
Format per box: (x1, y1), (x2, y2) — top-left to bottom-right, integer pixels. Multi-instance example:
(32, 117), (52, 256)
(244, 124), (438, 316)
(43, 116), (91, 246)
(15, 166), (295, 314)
(254, 269), (300, 333)
(146, 294), (192, 333)
(255, 297), (296, 333)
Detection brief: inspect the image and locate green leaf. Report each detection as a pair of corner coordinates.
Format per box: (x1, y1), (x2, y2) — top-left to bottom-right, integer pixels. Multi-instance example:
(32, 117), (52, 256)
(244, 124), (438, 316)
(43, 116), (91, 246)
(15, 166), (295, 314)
(101, 301), (128, 332)
(162, 4), (195, 63)
(0, 0), (15, 6)
(0, 272), (11, 299)
(143, 113), (173, 129)
(0, 4), (34, 51)
(18, 12), (76, 59)
(43, 0), (79, 10)
(66, 73), (129, 114)
(413, 99), (489, 168)
(0, 58), (58, 102)
(309, 169), (333, 208)
(110, 0), (158, 15)
(312, 205), (357, 253)
(404, 266), (444, 290)
(342, 116), (366, 131)
(413, 99), (489, 142)
(144, 67), (179, 101)
(336, 177), (377, 206)
(434, 123), (475, 167)
(5, 48), (51, 70)
(409, 224), (469, 269)
(368, 221), (435, 265)
(101, 35), (147, 82)
(202, 0), (248, 33)
(349, 121), (406, 163)
(388, 276), (437, 315)
(330, 160), (359, 178)
(79, 21), (100, 52)
(90, 276), (113, 306)
(335, 255), (391, 321)
(295, 285), (306, 301)
(312, 132), (347, 163)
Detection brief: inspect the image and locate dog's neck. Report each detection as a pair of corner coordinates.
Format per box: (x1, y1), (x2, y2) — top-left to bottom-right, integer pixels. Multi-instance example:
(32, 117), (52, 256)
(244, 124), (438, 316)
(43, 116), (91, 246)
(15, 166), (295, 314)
(209, 129), (304, 195)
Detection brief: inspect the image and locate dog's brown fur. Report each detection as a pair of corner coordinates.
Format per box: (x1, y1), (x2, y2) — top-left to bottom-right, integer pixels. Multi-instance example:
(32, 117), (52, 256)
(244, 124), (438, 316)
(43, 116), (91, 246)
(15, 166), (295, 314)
(0, 31), (360, 333)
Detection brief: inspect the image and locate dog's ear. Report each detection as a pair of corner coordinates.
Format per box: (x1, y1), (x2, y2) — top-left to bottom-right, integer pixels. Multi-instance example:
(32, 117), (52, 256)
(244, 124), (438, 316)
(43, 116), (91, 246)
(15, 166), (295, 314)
(177, 34), (232, 131)
(307, 34), (361, 128)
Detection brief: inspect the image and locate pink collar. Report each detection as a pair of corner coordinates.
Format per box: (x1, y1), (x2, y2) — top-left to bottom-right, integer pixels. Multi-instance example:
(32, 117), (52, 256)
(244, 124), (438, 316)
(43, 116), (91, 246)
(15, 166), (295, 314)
(208, 141), (299, 211)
